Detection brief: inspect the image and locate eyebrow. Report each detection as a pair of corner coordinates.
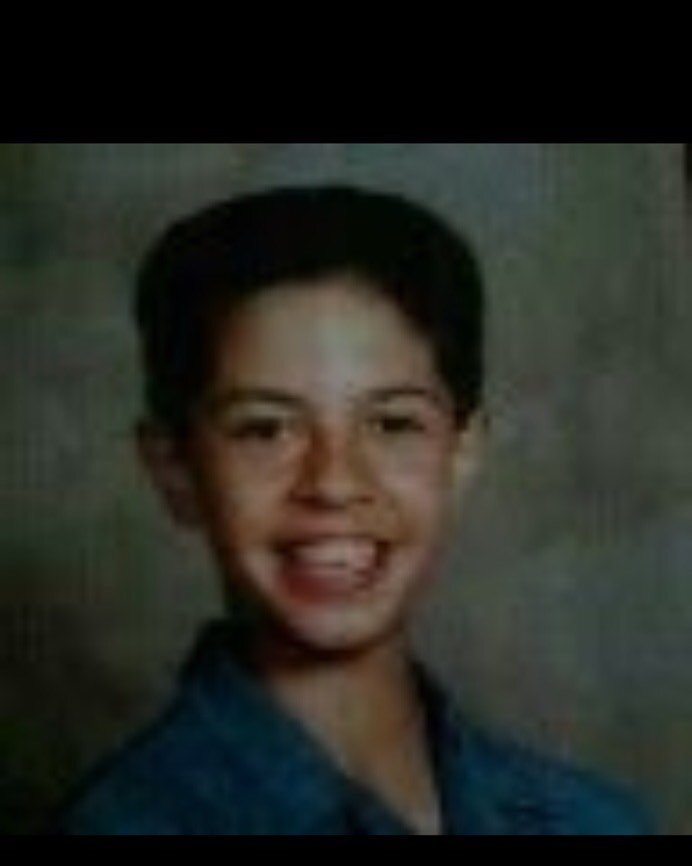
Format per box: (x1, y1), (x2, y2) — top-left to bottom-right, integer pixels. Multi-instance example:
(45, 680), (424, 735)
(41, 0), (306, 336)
(204, 385), (450, 413)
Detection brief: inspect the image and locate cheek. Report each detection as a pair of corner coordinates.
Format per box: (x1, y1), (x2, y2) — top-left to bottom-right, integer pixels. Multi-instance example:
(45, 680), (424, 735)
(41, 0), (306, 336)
(193, 450), (286, 544)
(378, 453), (455, 542)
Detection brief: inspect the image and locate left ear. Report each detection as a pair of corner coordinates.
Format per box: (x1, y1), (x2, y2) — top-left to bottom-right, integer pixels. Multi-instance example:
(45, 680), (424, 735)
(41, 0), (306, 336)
(450, 408), (486, 494)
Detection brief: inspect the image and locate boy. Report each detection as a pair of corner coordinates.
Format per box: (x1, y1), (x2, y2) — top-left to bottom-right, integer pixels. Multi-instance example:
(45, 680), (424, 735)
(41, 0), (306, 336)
(61, 186), (651, 834)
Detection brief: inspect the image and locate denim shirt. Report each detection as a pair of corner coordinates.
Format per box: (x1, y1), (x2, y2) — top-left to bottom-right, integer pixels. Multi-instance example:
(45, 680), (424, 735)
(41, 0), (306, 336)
(59, 621), (652, 835)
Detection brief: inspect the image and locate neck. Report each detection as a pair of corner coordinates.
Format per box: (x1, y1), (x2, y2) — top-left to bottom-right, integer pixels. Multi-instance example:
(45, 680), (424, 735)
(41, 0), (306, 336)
(243, 628), (421, 778)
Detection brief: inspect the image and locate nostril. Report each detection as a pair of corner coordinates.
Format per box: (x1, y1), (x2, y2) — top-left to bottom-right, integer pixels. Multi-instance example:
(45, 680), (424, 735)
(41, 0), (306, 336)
(291, 477), (373, 507)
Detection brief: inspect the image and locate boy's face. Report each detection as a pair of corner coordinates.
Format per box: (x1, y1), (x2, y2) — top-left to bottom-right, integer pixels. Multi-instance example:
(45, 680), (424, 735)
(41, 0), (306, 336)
(141, 276), (480, 656)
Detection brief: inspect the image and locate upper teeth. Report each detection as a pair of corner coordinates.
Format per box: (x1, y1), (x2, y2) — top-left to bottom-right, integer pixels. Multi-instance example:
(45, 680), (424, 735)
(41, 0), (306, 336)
(284, 539), (378, 570)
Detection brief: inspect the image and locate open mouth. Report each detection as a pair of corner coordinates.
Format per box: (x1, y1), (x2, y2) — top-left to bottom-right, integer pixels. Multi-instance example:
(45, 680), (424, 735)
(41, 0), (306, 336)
(273, 537), (389, 602)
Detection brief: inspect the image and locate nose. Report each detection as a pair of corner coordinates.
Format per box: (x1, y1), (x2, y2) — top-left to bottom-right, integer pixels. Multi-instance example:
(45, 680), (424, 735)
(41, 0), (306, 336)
(290, 424), (375, 509)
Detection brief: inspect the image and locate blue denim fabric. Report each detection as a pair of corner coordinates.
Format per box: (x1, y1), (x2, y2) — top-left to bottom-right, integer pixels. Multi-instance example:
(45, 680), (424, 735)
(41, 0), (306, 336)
(59, 621), (653, 835)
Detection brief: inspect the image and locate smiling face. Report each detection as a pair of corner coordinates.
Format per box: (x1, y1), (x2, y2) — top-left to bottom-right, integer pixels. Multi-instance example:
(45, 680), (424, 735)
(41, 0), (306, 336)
(140, 275), (480, 657)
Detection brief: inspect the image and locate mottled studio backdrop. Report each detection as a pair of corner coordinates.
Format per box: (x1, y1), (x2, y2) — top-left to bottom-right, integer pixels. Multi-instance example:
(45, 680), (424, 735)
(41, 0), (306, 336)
(1, 144), (689, 833)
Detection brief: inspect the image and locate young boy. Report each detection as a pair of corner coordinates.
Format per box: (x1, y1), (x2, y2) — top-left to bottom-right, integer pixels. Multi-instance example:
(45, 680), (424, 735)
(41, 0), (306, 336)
(61, 186), (651, 834)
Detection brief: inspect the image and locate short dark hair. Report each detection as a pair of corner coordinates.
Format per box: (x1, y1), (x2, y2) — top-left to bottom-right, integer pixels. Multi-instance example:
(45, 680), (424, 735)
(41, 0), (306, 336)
(135, 185), (484, 435)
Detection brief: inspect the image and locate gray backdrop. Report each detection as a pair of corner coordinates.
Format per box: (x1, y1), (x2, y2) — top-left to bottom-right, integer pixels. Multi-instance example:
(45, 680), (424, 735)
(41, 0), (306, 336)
(1, 143), (689, 833)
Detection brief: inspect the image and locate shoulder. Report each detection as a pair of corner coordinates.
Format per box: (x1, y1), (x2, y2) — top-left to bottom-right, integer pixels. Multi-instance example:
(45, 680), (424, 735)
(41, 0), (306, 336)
(459, 722), (655, 835)
(57, 697), (250, 835)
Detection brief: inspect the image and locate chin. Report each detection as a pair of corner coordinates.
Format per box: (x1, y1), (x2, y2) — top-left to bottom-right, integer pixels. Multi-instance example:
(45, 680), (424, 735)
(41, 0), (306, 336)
(271, 604), (407, 658)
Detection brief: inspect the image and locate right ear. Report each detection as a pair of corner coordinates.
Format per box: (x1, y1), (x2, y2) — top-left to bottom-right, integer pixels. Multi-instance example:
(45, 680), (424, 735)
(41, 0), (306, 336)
(135, 420), (204, 528)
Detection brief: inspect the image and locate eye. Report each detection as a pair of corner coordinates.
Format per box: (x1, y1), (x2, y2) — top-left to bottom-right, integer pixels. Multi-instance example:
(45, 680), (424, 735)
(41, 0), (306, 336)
(226, 416), (289, 441)
(369, 413), (426, 435)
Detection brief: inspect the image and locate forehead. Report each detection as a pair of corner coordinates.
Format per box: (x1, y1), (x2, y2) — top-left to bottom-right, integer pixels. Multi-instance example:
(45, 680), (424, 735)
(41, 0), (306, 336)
(207, 277), (441, 401)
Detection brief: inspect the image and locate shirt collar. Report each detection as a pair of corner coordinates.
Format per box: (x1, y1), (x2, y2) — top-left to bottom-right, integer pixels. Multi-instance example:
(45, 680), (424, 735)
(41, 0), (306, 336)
(180, 620), (351, 833)
(177, 619), (557, 835)
(418, 670), (559, 834)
